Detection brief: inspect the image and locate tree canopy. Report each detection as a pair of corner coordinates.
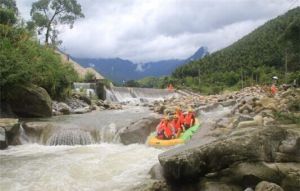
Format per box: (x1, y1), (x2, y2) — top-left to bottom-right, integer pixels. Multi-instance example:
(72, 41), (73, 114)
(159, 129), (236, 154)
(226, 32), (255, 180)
(0, 0), (18, 25)
(30, 0), (84, 45)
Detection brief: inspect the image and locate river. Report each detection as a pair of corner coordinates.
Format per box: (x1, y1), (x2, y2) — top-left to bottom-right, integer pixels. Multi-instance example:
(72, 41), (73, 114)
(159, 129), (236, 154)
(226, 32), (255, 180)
(0, 87), (230, 191)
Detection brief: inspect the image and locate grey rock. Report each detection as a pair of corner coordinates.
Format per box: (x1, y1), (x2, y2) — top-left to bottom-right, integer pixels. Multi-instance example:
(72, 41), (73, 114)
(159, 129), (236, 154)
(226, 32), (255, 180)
(158, 126), (296, 181)
(119, 116), (160, 145)
(57, 102), (72, 114)
(8, 84), (52, 117)
(255, 181), (284, 191)
(0, 127), (7, 149)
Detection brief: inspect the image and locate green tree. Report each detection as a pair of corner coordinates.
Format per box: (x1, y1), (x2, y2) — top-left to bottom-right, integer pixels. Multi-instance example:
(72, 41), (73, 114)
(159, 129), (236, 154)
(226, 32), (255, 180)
(30, 0), (84, 45)
(0, 0), (18, 25)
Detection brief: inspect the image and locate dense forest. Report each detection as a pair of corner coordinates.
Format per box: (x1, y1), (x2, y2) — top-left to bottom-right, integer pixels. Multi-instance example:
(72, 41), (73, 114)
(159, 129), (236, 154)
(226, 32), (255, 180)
(171, 7), (300, 94)
(0, 0), (82, 100)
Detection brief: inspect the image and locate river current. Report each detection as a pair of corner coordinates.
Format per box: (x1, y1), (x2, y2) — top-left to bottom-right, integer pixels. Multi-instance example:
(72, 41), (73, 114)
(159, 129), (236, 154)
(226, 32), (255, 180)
(0, 107), (163, 191)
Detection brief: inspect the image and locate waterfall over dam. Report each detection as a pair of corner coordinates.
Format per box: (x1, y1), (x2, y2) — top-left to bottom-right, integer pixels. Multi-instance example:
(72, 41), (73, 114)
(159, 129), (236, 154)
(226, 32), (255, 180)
(105, 86), (176, 103)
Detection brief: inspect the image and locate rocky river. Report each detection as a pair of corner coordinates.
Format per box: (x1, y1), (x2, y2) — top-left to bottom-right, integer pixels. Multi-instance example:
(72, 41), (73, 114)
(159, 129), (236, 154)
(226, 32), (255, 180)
(0, 86), (299, 191)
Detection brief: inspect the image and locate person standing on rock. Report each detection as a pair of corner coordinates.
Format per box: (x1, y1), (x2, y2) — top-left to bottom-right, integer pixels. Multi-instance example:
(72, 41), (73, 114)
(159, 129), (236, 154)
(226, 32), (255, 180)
(271, 76), (278, 95)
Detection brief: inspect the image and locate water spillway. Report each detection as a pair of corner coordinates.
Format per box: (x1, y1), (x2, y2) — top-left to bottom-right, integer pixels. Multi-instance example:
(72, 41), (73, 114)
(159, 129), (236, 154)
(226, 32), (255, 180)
(105, 86), (176, 103)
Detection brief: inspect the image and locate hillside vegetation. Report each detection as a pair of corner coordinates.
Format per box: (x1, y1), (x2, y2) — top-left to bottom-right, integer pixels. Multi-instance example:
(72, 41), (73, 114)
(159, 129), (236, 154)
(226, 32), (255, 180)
(172, 7), (300, 94)
(0, 1), (79, 100)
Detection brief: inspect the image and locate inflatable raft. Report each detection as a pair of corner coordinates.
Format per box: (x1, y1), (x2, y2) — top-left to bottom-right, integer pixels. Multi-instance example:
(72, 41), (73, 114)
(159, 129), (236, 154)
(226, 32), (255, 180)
(147, 120), (200, 147)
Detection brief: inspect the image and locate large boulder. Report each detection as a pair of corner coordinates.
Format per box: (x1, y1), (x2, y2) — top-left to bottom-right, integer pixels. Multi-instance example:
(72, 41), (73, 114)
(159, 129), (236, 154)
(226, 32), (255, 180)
(119, 116), (160, 145)
(8, 85), (52, 117)
(158, 125), (300, 189)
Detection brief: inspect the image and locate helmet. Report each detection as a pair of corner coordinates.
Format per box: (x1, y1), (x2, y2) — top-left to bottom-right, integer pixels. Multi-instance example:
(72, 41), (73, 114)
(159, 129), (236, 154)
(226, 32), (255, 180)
(272, 76), (278, 80)
(173, 115), (178, 119)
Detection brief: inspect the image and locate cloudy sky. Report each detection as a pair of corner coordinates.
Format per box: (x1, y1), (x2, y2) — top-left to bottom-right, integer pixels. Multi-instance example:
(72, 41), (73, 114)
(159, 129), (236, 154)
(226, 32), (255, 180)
(16, 0), (299, 62)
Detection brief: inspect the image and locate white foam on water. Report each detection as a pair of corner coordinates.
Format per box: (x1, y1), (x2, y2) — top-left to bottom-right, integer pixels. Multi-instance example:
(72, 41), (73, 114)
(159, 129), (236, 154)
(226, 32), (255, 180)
(0, 143), (162, 191)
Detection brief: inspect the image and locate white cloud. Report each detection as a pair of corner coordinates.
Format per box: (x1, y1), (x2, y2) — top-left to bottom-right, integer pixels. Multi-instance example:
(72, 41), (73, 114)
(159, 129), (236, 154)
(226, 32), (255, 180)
(16, 0), (300, 62)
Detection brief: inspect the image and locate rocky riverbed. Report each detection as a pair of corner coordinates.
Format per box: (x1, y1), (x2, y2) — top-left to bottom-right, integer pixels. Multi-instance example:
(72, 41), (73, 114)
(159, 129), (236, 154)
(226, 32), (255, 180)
(142, 87), (300, 191)
(1, 86), (299, 191)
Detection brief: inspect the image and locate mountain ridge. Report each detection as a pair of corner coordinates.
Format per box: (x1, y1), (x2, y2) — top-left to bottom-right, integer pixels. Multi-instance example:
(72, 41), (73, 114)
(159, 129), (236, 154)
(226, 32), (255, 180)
(73, 46), (208, 83)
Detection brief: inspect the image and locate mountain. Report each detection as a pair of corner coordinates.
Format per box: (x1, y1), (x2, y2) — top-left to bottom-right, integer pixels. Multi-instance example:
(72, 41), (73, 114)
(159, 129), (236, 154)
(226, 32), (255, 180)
(187, 47), (208, 61)
(172, 7), (300, 94)
(73, 46), (208, 83)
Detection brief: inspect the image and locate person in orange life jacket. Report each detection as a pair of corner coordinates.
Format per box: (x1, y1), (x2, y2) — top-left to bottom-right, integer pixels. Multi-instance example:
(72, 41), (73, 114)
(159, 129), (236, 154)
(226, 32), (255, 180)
(184, 108), (195, 130)
(271, 76), (278, 95)
(156, 116), (175, 140)
(175, 106), (186, 131)
(171, 114), (182, 138)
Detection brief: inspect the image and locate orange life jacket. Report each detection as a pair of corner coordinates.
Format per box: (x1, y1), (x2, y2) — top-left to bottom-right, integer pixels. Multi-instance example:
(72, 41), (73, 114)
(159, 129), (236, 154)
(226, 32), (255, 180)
(185, 112), (195, 126)
(271, 85), (277, 95)
(163, 123), (173, 138)
(157, 120), (172, 138)
(171, 119), (181, 132)
(176, 111), (185, 125)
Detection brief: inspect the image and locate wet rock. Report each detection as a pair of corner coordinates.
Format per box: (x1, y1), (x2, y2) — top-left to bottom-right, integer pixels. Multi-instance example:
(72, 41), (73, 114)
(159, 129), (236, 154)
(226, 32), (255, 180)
(23, 122), (55, 144)
(8, 85), (52, 117)
(255, 181), (284, 191)
(149, 163), (165, 180)
(244, 188), (254, 191)
(0, 118), (20, 145)
(119, 116), (160, 145)
(0, 127), (7, 149)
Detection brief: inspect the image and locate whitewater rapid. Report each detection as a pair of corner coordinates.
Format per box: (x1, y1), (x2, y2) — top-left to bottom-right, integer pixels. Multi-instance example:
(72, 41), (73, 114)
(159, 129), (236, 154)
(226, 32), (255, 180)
(0, 143), (162, 191)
